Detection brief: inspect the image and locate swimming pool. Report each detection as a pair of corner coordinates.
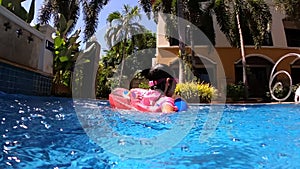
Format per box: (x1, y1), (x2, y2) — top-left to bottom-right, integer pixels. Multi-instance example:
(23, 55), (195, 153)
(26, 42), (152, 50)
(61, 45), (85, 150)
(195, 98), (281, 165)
(1, 92), (300, 168)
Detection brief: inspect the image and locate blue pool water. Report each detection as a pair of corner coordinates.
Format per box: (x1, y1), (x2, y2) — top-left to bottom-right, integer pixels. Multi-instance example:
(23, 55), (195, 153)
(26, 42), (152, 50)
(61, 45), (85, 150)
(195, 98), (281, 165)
(1, 92), (300, 168)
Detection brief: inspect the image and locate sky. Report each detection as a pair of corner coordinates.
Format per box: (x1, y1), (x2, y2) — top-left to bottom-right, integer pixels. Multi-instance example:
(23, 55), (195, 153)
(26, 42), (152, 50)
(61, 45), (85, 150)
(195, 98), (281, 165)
(22, 0), (156, 53)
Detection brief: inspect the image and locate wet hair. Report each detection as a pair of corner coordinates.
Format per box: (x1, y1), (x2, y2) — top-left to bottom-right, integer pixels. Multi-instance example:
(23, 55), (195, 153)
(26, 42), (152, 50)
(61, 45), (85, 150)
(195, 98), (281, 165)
(148, 64), (174, 80)
(141, 64), (176, 92)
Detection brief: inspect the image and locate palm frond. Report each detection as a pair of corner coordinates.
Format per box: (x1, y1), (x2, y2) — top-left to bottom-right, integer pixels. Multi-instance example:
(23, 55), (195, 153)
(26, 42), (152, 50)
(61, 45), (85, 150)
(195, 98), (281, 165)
(83, 0), (110, 41)
(274, 0), (300, 21)
(214, 0), (237, 46)
(38, 0), (53, 24)
(246, 0), (272, 47)
(138, 0), (152, 18)
(107, 12), (122, 23)
(214, 0), (271, 48)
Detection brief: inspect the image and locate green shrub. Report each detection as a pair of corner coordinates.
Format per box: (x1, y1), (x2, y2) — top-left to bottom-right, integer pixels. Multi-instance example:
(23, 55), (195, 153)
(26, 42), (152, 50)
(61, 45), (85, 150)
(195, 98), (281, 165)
(265, 83), (295, 101)
(265, 83), (300, 102)
(227, 82), (245, 101)
(292, 83), (300, 93)
(175, 82), (217, 103)
(138, 82), (150, 89)
(52, 14), (80, 96)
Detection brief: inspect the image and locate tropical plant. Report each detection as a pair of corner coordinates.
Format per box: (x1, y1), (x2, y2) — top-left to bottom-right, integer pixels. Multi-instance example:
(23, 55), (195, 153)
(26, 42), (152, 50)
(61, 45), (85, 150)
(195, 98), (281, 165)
(138, 81), (150, 89)
(141, 0), (216, 45)
(264, 83), (300, 102)
(97, 32), (156, 98)
(213, 0), (272, 98)
(52, 14), (81, 96)
(1, 0), (35, 23)
(96, 61), (114, 98)
(273, 0), (300, 21)
(175, 82), (218, 103)
(140, 0), (272, 97)
(105, 4), (145, 86)
(38, 0), (110, 41)
(122, 32), (156, 78)
(265, 83), (290, 101)
(140, 0), (217, 83)
(227, 82), (245, 101)
(177, 0), (186, 83)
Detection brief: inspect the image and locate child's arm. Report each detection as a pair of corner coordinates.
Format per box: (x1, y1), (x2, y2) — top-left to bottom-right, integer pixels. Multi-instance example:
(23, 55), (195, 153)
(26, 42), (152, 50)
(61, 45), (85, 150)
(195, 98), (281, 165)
(161, 102), (176, 113)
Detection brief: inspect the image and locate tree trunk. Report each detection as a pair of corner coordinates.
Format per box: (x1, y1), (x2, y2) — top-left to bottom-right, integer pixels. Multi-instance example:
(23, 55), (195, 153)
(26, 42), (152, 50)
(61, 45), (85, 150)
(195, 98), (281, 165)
(189, 25), (195, 81)
(119, 37), (127, 87)
(236, 8), (248, 99)
(177, 0), (185, 83)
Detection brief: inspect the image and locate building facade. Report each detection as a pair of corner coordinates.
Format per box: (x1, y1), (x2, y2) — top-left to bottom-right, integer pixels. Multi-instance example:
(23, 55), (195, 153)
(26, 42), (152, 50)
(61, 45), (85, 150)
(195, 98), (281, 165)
(0, 6), (54, 95)
(155, 1), (300, 98)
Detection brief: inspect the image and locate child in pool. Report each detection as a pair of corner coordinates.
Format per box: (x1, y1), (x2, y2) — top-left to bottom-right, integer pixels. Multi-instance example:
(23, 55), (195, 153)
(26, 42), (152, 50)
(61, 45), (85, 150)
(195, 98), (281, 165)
(109, 64), (187, 113)
(129, 63), (179, 113)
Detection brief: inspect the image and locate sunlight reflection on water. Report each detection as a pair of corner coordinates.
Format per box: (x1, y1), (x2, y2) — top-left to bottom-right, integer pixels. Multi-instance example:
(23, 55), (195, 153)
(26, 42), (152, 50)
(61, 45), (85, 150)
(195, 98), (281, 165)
(0, 93), (300, 168)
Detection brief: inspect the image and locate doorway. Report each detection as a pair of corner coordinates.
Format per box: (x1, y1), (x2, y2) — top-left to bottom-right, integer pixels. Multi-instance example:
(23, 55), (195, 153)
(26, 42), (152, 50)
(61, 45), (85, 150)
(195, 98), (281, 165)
(235, 56), (274, 97)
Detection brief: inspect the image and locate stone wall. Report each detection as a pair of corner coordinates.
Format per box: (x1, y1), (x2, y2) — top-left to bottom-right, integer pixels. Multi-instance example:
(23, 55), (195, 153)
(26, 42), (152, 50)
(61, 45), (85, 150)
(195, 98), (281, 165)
(0, 6), (55, 96)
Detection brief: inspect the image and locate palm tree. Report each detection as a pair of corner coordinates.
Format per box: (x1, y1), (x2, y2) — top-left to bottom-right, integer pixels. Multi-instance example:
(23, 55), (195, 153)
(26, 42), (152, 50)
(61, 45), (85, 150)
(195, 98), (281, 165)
(214, 0), (272, 98)
(273, 0), (300, 21)
(140, 0), (272, 95)
(105, 5), (145, 86)
(38, 0), (110, 41)
(140, 0), (215, 83)
(177, 0), (185, 83)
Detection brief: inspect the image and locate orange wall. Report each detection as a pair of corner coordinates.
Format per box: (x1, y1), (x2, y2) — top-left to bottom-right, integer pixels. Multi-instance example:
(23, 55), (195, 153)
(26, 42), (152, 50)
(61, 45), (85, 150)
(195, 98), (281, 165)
(156, 46), (300, 88)
(217, 47), (300, 83)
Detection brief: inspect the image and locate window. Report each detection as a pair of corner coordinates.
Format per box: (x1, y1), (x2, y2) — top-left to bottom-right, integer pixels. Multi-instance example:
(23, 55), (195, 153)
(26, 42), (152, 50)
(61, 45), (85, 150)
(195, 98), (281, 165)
(285, 29), (300, 47)
(243, 32), (273, 46)
(169, 37), (179, 46)
(235, 56), (274, 97)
